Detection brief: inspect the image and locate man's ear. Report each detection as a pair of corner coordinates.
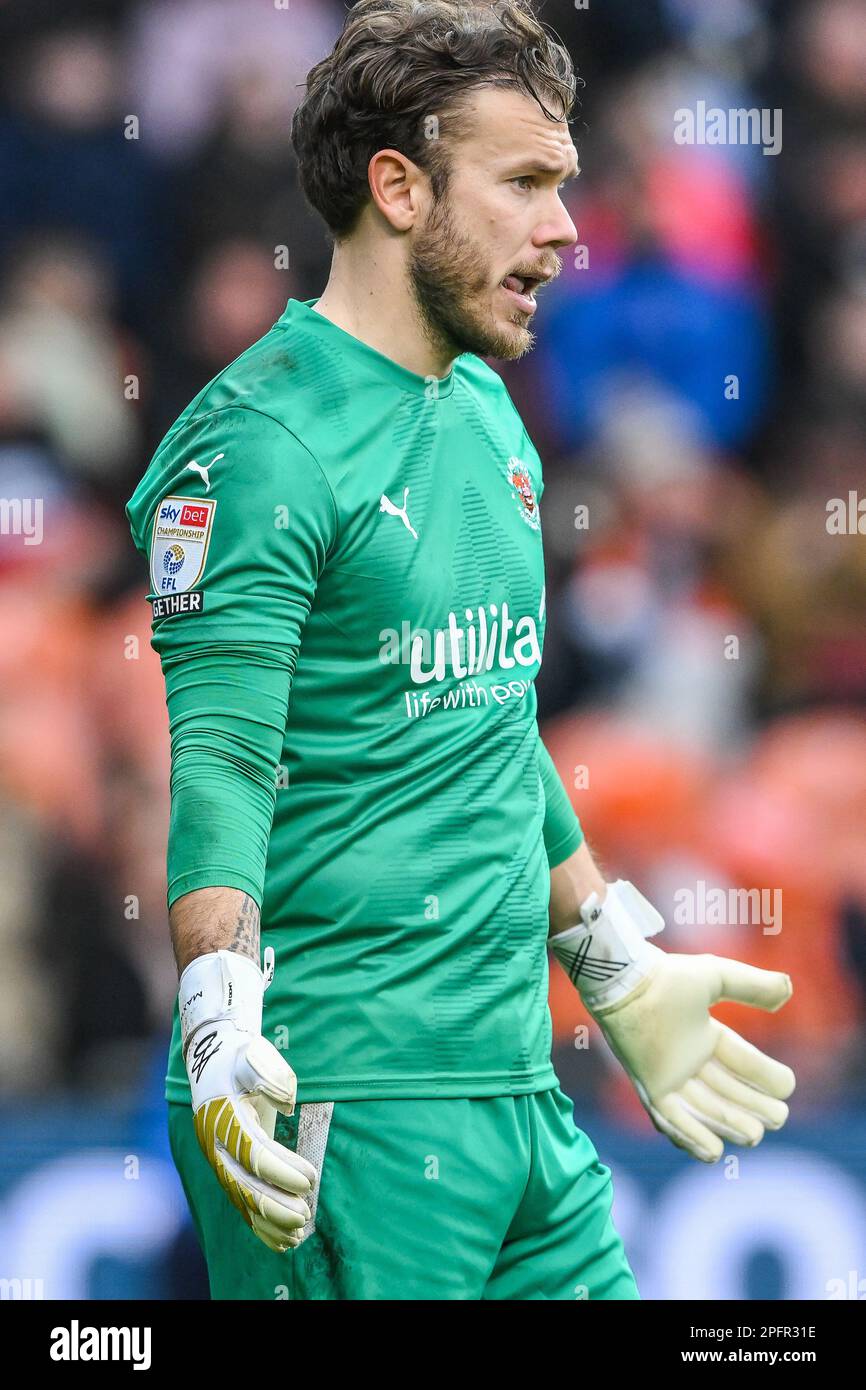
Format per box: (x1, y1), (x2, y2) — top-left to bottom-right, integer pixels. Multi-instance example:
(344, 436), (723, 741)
(367, 148), (427, 231)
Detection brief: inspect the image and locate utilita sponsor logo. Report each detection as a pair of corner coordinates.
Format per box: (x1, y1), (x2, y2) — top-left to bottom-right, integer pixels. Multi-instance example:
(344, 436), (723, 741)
(379, 601), (542, 684)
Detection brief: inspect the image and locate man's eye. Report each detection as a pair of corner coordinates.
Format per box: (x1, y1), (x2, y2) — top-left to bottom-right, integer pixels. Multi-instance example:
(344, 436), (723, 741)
(511, 175), (569, 192)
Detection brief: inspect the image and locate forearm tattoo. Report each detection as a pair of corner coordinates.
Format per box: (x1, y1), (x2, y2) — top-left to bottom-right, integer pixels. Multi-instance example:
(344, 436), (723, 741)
(170, 887), (261, 975)
(229, 894), (261, 962)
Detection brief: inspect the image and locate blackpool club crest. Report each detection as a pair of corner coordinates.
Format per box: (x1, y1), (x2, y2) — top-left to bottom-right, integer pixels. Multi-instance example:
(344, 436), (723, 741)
(503, 456), (540, 530)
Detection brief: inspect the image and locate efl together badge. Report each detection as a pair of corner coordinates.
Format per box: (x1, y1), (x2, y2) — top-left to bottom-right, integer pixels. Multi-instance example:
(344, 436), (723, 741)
(149, 495), (216, 616)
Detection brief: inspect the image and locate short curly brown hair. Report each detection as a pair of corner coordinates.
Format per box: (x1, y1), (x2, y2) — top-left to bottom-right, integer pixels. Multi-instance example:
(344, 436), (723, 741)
(291, 0), (576, 239)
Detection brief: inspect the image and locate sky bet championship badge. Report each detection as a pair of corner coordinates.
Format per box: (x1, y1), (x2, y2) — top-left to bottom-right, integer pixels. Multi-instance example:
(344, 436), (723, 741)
(149, 494), (216, 618)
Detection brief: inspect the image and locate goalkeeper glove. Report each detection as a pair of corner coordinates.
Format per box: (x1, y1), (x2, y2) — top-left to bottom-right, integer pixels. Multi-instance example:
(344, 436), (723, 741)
(179, 947), (317, 1251)
(550, 880), (795, 1163)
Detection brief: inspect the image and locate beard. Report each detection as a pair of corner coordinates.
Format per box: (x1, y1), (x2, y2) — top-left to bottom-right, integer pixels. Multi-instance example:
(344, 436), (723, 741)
(407, 193), (538, 363)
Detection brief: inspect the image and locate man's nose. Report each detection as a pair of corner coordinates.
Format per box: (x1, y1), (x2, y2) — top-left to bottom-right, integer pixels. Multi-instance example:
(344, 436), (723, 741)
(535, 201), (578, 252)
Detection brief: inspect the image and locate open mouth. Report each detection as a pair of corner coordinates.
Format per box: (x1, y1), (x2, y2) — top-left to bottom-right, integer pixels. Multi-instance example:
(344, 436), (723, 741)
(500, 273), (542, 315)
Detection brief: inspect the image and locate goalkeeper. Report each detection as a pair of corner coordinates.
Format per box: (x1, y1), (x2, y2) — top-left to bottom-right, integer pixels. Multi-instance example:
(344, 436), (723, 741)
(127, 0), (794, 1301)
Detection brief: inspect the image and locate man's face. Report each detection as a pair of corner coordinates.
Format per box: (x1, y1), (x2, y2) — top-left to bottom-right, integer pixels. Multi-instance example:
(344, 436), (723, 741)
(408, 86), (579, 362)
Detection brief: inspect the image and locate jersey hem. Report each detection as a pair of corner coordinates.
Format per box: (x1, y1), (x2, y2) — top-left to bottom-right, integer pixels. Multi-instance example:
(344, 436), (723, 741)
(167, 869), (263, 912)
(165, 1065), (559, 1106)
(545, 823), (585, 870)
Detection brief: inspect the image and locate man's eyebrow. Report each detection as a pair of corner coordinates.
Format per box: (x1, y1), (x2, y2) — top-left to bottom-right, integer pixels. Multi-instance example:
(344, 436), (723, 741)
(505, 157), (580, 180)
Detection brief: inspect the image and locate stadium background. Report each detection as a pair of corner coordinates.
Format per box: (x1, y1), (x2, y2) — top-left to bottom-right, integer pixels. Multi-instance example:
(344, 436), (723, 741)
(0, 0), (864, 1300)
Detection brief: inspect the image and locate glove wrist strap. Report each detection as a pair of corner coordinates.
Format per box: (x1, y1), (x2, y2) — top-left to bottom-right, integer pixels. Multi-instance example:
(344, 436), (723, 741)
(549, 879), (665, 1010)
(179, 947), (274, 1056)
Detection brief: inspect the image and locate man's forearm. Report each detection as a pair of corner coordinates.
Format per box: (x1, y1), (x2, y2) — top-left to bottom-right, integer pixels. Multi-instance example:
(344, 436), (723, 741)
(548, 840), (607, 938)
(170, 886), (261, 975)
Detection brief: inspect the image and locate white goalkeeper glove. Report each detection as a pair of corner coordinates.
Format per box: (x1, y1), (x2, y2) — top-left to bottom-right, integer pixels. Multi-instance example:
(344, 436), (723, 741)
(179, 947), (317, 1251)
(550, 880), (796, 1163)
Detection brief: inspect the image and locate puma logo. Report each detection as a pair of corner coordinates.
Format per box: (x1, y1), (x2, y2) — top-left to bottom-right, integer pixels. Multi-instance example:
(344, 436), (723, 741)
(379, 487), (418, 540)
(186, 453), (224, 492)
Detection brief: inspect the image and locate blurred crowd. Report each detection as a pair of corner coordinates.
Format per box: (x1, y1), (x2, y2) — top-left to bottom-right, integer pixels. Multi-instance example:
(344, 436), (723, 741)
(0, 0), (864, 1139)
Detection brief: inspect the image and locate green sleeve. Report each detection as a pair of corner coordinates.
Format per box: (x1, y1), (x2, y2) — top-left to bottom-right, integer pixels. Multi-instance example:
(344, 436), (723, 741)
(127, 406), (338, 909)
(538, 735), (584, 869)
(161, 641), (294, 908)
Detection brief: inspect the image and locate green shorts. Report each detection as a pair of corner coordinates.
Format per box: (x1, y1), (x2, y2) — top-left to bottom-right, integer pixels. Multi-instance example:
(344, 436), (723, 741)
(168, 1086), (639, 1300)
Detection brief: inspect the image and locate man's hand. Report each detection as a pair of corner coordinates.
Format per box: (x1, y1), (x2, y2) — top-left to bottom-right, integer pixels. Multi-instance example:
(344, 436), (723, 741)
(589, 946), (794, 1162)
(180, 949), (317, 1251)
(550, 880), (795, 1163)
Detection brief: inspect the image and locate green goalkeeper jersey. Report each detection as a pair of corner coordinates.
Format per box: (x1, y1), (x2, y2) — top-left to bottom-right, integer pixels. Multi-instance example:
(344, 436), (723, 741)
(126, 297), (582, 1103)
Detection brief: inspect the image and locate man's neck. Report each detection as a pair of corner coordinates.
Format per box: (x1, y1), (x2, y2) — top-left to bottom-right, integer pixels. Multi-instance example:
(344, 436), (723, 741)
(311, 246), (454, 381)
